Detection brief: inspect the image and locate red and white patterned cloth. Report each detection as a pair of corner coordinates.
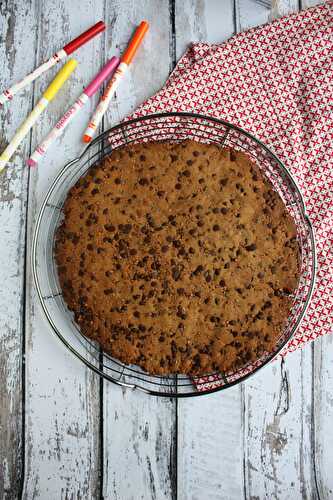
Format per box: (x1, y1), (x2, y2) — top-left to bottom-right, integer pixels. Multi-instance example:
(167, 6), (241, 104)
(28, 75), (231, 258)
(129, 3), (333, 388)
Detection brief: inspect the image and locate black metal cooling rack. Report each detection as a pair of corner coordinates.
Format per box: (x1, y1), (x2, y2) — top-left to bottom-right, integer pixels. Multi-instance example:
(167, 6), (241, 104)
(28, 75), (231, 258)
(32, 112), (316, 397)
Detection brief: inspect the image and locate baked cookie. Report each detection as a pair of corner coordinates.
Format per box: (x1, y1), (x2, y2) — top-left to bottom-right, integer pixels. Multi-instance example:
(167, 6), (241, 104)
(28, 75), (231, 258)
(55, 140), (300, 375)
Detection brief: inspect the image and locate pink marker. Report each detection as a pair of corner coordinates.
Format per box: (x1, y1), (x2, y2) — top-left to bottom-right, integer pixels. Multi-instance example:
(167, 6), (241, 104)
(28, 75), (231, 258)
(27, 56), (120, 166)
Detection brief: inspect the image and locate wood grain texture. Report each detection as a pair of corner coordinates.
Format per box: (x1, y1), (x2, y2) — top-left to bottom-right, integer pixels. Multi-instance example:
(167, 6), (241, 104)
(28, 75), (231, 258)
(102, 2), (176, 500)
(174, 0), (235, 59)
(0, 1), (37, 498)
(236, 0), (299, 31)
(301, 0), (324, 7)
(178, 388), (244, 500)
(243, 348), (315, 499)
(22, 1), (103, 497)
(313, 335), (333, 500)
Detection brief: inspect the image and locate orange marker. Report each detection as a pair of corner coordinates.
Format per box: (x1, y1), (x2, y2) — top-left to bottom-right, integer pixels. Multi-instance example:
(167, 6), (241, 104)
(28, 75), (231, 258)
(83, 21), (149, 143)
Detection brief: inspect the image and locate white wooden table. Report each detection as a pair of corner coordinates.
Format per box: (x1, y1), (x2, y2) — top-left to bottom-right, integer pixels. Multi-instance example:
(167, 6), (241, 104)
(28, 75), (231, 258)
(1, 0), (332, 498)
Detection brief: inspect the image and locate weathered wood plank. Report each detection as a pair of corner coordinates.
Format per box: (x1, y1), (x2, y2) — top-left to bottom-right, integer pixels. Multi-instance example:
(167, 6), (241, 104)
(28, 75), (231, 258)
(103, 388), (176, 500)
(301, 0), (323, 7)
(23, 1), (104, 497)
(313, 335), (333, 500)
(237, 2), (317, 499)
(0, 1), (37, 498)
(178, 388), (244, 500)
(243, 348), (315, 499)
(235, 0), (272, 32)
(303, 5), (332, 499)
(174, 2), (246, 500)
(102, 2), (176, 499)
(175, 0), (235, 59)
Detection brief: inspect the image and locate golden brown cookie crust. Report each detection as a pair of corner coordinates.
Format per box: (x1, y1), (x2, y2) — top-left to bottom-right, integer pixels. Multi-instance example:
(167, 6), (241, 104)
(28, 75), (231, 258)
(55, 140), (300, 375)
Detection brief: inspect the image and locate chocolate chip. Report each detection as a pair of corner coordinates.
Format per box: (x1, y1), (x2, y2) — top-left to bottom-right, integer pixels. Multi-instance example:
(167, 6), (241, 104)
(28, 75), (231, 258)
(245, 243), (256, 251)
(193, 354), (201, 367)
(230, 151), (237, 161)
(91, 188), (99, 195)
(221, 207), (228, 214)
(139, 178), (149, 186)
(220, 178), (228, 186)
(104, 224), (115, 232)
(120, 224), (132, 234)
(157, 190), (165, 197)
(139, 154), (146, 161)
(177, 306), (187, 320)
(103, 237), (113, 244)
(146, 214), (156, 227)
(213, 224), (220, 232)
(114, 178), (121, 184)
(183, 170), (190, 177)
(130, 248), (137, 256)
(193, 265), (204, 275)
(219, 279), (226, 287)
(161, 245), (169, 253)
(175, 183), (182, 190)
(172, 266), (181, 281)
(204, 271), (212, 283)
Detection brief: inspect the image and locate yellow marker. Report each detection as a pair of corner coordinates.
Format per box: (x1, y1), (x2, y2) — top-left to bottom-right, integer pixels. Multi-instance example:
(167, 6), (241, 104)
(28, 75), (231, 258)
(0, 59), (77, 172)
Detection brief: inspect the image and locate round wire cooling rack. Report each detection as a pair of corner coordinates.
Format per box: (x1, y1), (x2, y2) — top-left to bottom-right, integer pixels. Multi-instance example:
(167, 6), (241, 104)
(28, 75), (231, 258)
(32, 112), (317, 397)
